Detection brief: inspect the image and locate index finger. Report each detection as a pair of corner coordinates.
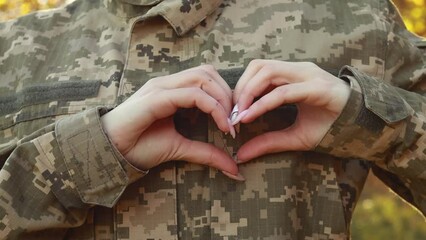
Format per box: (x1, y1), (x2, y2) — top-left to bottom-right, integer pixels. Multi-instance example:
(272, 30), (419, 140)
(234, 60), (320, 113)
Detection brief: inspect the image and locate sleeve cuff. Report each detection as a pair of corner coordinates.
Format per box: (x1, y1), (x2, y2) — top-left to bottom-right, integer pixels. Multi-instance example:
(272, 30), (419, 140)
(315, 66), (408, 161)
(55, 107), (147, 207)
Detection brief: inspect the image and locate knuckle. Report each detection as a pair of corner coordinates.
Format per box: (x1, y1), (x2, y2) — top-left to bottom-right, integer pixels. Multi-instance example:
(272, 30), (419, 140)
(259, 65), (277, 81)
(151, 75), (165, 81)
(249, 59), (263, 68)
(144, 78), (157, 89)
(205, 150), (215, 166)
(198, 64), (217, 78)
(195, 68), (217, 86)
(193, 69), (210, 81)
(213, 99), (221, 106)
(300, 61), (318, 69)
(182, 69), (204, 86)
(214, 100), (221, 110)
(147, 76), (166, 86)
(260, 64), (275, 75)
(199, 64), (216, 72)
(192, 87), (204, 97)
(207, 99), (222, 114)
(187, 72), (201, 86)
(276, 85), (288, 95)
(145, 78), (156, 85)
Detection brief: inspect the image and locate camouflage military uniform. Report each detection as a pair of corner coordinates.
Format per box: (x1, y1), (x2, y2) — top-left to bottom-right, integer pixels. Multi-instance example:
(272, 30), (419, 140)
(0, 0), (425, 239)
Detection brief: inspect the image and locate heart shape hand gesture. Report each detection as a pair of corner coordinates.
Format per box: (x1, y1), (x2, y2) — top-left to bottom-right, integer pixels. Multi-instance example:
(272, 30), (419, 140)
(101, 60), (350, 181)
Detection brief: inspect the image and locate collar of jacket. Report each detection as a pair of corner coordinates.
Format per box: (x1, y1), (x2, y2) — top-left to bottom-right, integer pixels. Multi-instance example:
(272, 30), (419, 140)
(112, 0), (222, 36)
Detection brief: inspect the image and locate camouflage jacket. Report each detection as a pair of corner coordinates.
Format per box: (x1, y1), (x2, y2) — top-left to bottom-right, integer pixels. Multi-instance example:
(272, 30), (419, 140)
(0, 0), (425, 239)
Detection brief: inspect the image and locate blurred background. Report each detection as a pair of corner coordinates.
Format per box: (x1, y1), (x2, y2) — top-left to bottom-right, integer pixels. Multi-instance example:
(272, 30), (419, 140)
(1, 0), (425, 239)
(0, 0), (425, 36)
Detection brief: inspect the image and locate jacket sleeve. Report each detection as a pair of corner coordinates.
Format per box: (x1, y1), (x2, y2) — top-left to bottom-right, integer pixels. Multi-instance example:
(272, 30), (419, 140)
(316, 1), (426, 215)
(0, 107), (146, 239)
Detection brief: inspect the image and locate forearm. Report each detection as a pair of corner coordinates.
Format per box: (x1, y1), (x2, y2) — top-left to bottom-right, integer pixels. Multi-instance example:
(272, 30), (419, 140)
(1, 124), (86, 238)
(0, 107), (146, 239)
(316, 66), (426, 214)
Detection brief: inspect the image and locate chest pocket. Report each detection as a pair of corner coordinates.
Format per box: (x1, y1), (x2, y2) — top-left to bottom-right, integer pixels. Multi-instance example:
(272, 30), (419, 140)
(0, 80), (101, 145)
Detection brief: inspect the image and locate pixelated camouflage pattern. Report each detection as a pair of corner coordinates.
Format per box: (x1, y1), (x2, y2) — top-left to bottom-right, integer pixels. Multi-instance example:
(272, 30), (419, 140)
(0, 0), (425, 239)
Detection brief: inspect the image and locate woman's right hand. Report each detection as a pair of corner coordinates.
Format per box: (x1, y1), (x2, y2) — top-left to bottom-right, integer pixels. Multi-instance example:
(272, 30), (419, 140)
(100, 65), (243, 180)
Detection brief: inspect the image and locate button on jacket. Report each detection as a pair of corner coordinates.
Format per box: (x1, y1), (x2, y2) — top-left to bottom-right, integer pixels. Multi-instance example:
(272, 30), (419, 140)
(0, 0), (425, 239)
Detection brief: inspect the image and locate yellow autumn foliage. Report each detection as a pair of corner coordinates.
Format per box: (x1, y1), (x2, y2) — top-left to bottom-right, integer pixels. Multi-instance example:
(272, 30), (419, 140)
(0, 0), (67, 21)
(394, 0), (426, 36)
(1, 0), (424, 36)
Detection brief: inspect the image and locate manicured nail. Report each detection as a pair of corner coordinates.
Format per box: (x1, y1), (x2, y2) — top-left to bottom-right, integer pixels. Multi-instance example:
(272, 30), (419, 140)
(230, 105), (239, 122)
(233, 154), (241, 164)
(231, 109), (249, 125)
(221, 171), (246, 181)
(228, 118), (236, 139)
(235, 123), (240, 134)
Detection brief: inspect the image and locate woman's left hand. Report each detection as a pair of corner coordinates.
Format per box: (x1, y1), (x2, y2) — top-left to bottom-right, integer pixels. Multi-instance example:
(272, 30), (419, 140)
(232, 60), (351, 162)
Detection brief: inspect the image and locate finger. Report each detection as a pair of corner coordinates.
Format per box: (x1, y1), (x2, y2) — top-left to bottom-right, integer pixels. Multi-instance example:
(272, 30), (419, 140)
(236, 63), (299, 113)
(198, 65), (233, 109)
(151, 88), (232, 133)
(236, 127), (308, 163)
(185, 65), (233, 113)
(234, 61), (321, 112)
(147, 65), (233, 113)
(239, 82), (324, 124)
(174, 137), (239, 175)
(233, 59), (266, 106)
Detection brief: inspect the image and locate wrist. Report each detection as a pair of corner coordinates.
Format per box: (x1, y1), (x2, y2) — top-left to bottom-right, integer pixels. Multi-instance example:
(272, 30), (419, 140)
(101, 111), (125, 153)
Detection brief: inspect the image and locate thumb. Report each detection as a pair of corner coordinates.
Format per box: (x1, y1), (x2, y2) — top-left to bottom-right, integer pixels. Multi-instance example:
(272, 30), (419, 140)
(174, 138), (240, 176)
(236, 126), (309, 163)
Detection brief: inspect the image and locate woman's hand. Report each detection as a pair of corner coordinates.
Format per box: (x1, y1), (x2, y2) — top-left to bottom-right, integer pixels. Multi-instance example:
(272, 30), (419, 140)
(233, 60), (351, 162)
(101, 65), (243, 180)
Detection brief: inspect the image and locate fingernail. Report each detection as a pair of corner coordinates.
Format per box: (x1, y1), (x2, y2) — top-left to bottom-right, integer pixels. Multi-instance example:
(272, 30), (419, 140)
(230, 105), (239, 122)
(233, 154), (241, 164)
(228, 118), (236, 139)
(221, 171), (246, 181)
(231, 109), (249, 125)
(235, 123), (240, 134)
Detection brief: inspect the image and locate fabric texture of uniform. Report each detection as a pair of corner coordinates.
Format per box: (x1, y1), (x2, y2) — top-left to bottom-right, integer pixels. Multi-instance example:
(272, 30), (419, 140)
(0, 0), (425, 239)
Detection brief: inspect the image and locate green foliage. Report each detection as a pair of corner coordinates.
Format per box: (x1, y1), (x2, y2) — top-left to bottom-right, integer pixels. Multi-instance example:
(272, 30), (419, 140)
(352, 191), (426, 240)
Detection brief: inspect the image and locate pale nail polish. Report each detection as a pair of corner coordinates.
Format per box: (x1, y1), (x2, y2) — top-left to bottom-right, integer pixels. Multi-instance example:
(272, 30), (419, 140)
(221, 170), (246, 181)
(228, 118), (236, 139)
(230, 105), (239, 122)
(233, 155), (241, 164)
(231, 109), (249, 125)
